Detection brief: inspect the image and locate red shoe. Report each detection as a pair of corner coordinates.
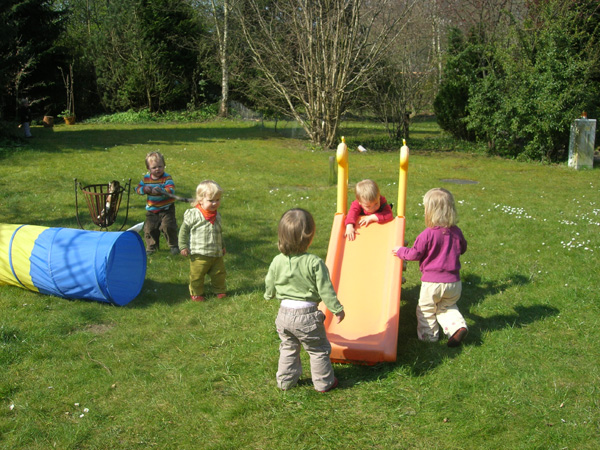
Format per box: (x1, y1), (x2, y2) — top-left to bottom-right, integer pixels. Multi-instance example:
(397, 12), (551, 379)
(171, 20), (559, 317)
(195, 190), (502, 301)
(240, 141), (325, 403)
(318, 377), (339, 393)
(191, 295), (205, 302)
(447, 327), (468, 347)
(216, 293), (227, 299)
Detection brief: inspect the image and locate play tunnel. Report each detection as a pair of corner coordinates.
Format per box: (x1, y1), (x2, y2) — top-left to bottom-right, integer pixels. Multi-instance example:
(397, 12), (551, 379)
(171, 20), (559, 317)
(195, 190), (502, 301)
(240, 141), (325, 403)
(0, 224), (146, 305)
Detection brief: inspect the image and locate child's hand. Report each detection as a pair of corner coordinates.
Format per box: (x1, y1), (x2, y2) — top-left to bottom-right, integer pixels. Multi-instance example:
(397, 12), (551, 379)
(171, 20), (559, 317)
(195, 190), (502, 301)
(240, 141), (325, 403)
(180, 248), (190, 257)
(358, 214), (378, 227)
(143, 186), (152, 195)
(335, 310), (345, 324)
(392, 246), (401, 256)
(345, 224), (356, 241)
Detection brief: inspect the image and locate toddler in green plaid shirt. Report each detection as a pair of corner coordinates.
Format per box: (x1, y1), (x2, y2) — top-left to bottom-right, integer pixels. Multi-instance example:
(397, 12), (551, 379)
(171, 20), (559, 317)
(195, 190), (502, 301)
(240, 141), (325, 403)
(178, 180), (226, 302)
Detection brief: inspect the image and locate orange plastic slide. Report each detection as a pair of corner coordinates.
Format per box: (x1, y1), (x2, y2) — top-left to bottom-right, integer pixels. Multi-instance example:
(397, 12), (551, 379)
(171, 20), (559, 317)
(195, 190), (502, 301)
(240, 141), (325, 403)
(322, 214), (405, 364)
(320, 138), (409, 364)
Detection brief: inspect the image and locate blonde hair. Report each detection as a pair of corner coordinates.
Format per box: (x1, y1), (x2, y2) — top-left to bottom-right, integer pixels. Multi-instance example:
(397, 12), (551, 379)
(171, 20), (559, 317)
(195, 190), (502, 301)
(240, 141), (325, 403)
(423, 188), (458, 228)
(145, 151), (165, 169)
(277, 208), (315, 255)
(193, 180), (223, 206)
(355, 179), (380, 203)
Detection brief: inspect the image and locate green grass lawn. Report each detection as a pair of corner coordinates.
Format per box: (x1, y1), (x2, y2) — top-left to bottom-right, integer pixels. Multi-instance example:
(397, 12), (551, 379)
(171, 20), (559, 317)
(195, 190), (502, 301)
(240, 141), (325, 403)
(1, 119), (599, 449)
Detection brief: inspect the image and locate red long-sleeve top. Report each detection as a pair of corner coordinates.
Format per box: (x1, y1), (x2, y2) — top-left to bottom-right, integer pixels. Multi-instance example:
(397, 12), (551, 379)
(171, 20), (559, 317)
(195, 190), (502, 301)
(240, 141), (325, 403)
(344, 195), (394, 226)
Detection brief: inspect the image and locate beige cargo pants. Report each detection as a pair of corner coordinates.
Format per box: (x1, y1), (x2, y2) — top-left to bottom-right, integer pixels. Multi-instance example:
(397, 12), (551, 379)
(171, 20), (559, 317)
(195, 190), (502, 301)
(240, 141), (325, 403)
(275, 305), (336, 392)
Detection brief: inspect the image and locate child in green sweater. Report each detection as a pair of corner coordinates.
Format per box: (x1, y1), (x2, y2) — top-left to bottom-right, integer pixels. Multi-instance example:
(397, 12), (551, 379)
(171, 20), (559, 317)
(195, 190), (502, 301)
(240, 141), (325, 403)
(264, 208), (345, 392)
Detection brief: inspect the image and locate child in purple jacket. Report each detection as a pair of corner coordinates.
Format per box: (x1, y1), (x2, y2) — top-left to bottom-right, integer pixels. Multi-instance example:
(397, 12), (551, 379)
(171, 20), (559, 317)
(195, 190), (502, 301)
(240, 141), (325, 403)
(392, 188), (468, 347)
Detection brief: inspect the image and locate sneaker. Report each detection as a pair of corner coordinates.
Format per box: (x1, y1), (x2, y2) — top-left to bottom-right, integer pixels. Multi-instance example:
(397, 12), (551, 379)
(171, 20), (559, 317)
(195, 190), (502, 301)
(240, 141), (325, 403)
(170, 247), (180, 255)
(318, 377), (339, 393)
(447, 327), (468, 347)
(191, 295), (205, 302)
(216, 293), (227, 299)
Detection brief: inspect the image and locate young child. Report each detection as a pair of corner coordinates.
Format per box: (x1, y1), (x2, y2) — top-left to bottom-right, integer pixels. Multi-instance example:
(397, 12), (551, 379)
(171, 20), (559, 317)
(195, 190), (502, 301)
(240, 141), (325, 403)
(392, 188), (468, 347)
(265, 208), (345, 392)
(18, 99), (32, 138)
(135, 151), (179, 255)
(179, 180), (226, 302)
(345, 179), (393, 241)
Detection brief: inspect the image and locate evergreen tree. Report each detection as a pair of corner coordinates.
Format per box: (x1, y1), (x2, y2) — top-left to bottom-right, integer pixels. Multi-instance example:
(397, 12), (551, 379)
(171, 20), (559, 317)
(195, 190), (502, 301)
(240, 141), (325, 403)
(433, 27), (488, 141)
(91, 0), (208, 112)
(0, 0), (67, 122)
(467, 0), (600, 161)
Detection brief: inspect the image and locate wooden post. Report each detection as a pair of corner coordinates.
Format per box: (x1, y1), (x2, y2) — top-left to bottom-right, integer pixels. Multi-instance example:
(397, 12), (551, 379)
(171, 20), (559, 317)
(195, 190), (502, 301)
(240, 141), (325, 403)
(328, 156), (337, 185)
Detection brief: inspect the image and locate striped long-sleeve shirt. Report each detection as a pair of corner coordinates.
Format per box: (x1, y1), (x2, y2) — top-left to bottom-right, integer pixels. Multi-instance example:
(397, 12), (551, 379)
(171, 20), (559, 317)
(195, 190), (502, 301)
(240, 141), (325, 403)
(135, 172), (176, 212)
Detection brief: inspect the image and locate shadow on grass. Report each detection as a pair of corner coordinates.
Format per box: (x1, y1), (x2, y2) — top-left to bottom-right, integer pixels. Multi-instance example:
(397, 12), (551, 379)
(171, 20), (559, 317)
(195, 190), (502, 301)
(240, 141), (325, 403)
(128, 277), (266, 309)
(334, 272), (559, 384)
(128, 219), (273, 308)
(8, 123), (287, 157)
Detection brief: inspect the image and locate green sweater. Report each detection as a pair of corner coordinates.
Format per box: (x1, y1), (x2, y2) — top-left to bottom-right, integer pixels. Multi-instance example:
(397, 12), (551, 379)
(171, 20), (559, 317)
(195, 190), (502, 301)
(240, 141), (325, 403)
(178, 208), (224, 257)
(264, 252), (343, 314)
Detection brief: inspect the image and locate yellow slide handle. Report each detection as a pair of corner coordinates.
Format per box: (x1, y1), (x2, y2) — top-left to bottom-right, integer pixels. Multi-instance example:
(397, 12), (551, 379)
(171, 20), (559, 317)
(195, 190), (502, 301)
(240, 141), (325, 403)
(336, 137), (349, 215)
(397, 139), (409, 218)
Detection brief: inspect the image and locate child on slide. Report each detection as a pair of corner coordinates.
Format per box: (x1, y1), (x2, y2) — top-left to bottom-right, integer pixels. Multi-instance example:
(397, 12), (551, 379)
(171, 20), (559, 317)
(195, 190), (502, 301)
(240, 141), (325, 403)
(345, 179), (393, 241)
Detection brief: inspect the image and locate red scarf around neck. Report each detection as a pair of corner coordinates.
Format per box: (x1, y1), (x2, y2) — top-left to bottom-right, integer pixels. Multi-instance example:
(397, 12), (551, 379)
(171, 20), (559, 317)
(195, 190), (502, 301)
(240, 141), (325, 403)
(196, 204), (217, 224)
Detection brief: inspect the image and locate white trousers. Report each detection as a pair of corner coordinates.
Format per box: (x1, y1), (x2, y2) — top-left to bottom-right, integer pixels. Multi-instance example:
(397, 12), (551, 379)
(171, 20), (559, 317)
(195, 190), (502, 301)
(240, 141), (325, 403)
(417, 281), (467, 342)
(23, 122), (32, 137)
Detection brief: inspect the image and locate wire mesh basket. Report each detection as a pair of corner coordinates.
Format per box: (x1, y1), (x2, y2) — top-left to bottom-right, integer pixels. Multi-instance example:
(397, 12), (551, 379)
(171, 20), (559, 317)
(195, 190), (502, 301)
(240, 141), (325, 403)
(75, 178), (131, 230)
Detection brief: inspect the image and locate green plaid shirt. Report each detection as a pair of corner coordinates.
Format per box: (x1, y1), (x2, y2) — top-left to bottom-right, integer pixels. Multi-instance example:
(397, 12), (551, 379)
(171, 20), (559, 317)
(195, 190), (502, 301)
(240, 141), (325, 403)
(178, 208), (224, 257)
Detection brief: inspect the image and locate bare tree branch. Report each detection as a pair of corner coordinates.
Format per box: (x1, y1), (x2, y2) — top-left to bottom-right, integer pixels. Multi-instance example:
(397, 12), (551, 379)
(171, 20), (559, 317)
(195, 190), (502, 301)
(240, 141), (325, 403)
(236, 0), (415, 148)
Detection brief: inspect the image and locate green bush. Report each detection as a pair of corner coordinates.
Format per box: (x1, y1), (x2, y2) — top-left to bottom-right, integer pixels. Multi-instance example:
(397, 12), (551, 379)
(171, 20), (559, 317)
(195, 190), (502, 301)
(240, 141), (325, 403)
(85, 104), (219, 124)
(433, 27), (483, 141)
(467, 1), (600, 161)
(438, 0), (600, 162)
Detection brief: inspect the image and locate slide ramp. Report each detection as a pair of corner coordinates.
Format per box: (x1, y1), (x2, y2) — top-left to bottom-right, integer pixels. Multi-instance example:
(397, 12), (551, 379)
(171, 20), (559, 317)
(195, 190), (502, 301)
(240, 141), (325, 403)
(321, 213), (405, 364)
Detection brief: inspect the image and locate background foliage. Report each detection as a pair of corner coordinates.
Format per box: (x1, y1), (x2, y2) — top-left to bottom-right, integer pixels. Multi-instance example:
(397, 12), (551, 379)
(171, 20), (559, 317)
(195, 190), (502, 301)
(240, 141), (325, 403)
(435, 0), (600, 162)
(0, 0), (67, 119)
(1, 0), (599, 160)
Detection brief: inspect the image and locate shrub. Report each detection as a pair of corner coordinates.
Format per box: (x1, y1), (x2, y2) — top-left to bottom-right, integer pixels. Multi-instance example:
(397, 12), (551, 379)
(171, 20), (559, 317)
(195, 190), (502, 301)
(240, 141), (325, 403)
(433, 27), (484, 141)
(464, 0), (600, 161)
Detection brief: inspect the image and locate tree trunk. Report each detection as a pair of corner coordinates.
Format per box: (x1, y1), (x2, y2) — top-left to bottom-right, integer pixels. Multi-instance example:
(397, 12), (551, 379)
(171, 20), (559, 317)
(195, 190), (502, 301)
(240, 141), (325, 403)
(237, 0), (411, 148)
(212, 0), (231, 118)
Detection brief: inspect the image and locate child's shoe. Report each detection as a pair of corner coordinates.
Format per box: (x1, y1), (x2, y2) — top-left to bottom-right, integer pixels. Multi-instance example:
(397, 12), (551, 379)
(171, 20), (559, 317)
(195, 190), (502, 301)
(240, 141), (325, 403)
(170, 247), (180, 255)
(447, 327), (468, 347)
(318, 377), (339, 393)
(216, 293), (227, 299)
(191, 295), (205, 302)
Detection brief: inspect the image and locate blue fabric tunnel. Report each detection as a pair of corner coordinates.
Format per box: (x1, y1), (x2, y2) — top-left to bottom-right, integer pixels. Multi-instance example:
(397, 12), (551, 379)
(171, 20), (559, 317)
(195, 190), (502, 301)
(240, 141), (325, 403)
(0, 224), (147, 306)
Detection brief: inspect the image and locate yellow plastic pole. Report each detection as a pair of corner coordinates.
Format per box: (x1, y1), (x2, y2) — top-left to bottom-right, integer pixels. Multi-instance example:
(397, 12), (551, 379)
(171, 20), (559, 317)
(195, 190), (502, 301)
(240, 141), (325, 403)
(336, 137), (349, 214)
(397, 139), (409, 217)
